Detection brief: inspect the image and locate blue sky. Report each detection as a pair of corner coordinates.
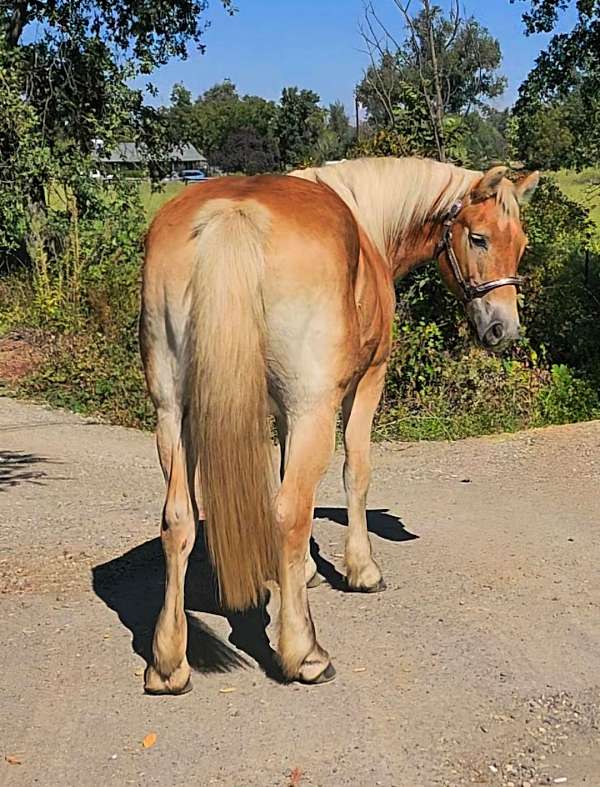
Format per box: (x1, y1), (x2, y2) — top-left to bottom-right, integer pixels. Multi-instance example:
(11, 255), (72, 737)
(137, 0), (576, 112)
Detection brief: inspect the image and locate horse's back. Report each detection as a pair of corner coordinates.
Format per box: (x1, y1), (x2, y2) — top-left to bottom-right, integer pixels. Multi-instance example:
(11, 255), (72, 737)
(141, 174), (390, 409)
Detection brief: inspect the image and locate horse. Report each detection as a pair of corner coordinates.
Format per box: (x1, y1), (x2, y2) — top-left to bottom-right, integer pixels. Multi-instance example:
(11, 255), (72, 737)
(139, 156), (539, 694)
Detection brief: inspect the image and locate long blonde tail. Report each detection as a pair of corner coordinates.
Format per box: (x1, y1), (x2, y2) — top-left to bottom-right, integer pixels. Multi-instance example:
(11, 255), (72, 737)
(188, 198), (279, 610)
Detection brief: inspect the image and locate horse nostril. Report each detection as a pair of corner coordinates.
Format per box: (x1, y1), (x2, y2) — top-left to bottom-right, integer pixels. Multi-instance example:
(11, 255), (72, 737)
(483, 321), (505, 346)
(490, 323), (504, 341)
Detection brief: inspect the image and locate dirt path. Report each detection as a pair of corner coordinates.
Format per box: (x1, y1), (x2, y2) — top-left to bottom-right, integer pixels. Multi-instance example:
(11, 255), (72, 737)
(1, 396), (599, 787)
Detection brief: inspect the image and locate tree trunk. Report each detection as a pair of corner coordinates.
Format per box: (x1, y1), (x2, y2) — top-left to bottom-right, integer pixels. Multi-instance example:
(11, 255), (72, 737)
(423, 0), (446, 161)
(5, 1), (30, 48)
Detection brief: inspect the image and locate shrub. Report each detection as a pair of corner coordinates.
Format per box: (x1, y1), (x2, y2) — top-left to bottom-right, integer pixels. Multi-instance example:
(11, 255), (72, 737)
(535, 364), (599, 426)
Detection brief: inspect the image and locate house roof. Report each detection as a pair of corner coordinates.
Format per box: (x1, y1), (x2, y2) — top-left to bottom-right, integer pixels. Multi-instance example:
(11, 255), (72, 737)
(98, 143), (206, 164)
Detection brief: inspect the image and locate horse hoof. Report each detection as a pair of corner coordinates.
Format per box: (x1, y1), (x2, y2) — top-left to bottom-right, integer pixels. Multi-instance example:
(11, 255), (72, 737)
(346, 577), (387, 594)
(298, 662), (336, 685)
(144, 665), (193, 696)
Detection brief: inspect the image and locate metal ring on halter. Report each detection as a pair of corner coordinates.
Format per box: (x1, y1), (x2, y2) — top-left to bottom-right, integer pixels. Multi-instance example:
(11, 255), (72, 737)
(436, 200), (523, 303)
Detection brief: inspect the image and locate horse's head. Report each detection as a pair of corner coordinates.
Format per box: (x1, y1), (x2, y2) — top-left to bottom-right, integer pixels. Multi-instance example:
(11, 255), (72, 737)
(437, 166), (539, 353)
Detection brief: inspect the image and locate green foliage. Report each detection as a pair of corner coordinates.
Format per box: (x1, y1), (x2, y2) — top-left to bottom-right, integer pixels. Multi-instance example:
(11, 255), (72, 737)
(536, 364), (599, 426)
(321, 101), (354, 161)
(211, 126), (279, 175)
(0, 0), (233, 270)
(274, 87), (326, 168)
(356, 2), (506, 161)
(357, 11), (505, 123)
(1, 179), (150, 428)
(464, 109), (510, 168)
(520, 177), (600, 383)
(351, 111), (468, 164)
(0, 44), (53, 254)
(552, 168), (600, 237)
(163, 81), (354, 174)
(513, 1), (600, 168)
(164, 80), (281, 172)
(512, 87), (596, 170)
(376, 319), (547, 440)
(21, 332), (154, 429)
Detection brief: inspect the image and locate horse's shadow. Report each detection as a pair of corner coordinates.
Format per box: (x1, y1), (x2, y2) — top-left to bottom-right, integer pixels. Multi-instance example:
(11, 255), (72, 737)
(92, 530), (283, 680)
(312, 507), (418, 590)
(92, 507), (417, 680)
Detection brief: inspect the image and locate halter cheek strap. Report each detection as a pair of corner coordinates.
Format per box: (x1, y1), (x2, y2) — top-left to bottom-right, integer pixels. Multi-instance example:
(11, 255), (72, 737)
(436, 200), (523, 302)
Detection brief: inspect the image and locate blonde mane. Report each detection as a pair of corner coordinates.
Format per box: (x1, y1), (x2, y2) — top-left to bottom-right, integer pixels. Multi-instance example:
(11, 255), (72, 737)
(291, 157), (520, 258)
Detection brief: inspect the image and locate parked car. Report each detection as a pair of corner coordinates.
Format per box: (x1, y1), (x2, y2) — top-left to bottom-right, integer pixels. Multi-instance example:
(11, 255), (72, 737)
(89, 169), (113, 182)
(178, 169), (207, 183)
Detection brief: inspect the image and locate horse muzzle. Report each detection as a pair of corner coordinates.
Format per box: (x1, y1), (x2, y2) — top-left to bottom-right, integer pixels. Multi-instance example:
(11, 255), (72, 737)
(467, 301), (520, 353)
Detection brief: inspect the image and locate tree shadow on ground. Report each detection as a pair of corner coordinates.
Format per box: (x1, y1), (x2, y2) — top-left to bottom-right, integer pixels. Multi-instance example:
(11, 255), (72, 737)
(0, 450), (49, 490)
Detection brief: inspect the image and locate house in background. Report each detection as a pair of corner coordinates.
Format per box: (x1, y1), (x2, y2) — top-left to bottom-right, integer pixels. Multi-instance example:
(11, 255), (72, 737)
(95, 142), (208, 177)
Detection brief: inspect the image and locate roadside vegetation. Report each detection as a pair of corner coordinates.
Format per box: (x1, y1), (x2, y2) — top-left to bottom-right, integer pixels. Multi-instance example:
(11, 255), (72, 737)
(1, 0), (599, 439)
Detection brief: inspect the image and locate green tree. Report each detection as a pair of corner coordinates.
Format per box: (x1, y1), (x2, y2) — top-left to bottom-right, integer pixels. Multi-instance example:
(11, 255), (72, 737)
(274, 87), (326, 168)
(357, 0), (505, 161)
(511, 98), (580, 170)
(211, 127), (279, 174)
(513, 0), (600, 167)
(0, 41), (53, 255)
(0, 0), (234, 193)
(166, 81), (279, 169)
(324, 101), (353, 159)
(464, 109), (511, 168)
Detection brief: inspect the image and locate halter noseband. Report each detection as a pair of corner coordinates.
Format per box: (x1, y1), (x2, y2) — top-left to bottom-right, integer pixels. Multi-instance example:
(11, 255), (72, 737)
(436, 200), (523, 302)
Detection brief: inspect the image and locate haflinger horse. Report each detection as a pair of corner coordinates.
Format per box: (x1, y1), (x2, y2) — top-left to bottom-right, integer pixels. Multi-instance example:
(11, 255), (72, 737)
(140, 156), (539, 694)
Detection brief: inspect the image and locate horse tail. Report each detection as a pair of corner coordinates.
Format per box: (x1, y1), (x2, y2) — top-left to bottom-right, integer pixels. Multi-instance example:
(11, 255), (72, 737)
(187, 198), (279, 611)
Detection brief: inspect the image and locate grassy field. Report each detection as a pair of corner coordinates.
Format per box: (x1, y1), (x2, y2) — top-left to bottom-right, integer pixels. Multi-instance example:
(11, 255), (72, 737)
(552, 168), (600, 239)
(138, 180), (185, 219)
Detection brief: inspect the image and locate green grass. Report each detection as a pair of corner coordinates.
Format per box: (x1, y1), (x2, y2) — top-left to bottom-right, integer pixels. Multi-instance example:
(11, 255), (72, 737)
(45, 179), (186, 221)
(138, 180), (185, 220)
(552, 168), (600, 240)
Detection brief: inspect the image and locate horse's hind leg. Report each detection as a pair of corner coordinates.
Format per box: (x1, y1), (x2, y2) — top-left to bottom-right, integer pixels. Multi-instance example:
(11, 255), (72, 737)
(277, 402), (337, 683)
(275, 413), (319, 588)
(342, 364), (387, 592)
(144, 412), (196, 695)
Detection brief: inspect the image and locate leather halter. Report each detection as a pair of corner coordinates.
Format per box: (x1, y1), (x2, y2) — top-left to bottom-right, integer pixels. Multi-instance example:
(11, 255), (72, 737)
(436, 200), (523, 302)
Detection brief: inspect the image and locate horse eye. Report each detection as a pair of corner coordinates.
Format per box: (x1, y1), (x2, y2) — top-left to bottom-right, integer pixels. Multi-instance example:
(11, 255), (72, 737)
(469, 233), (488, 249)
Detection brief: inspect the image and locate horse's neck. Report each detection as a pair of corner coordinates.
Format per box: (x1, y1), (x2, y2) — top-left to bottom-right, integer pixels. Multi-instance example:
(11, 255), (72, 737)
(294, 158), (472, 279)
(390, 220), (442, 281)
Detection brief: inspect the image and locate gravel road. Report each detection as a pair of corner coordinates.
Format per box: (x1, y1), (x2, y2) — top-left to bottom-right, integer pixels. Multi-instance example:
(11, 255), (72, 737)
(1, 396), (599, 786)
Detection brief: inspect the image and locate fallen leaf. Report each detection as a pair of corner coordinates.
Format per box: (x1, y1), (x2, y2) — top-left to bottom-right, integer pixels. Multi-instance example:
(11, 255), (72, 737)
(142, 732), (157, 749)
(289, 766), (303, 786)
(5, 754), (23, 765)
(219, 687), (236, 694)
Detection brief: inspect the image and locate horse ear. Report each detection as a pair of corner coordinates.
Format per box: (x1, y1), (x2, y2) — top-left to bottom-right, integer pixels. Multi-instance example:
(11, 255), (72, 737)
(514, 171), (540, 205)
(471, 165), (508, 201)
